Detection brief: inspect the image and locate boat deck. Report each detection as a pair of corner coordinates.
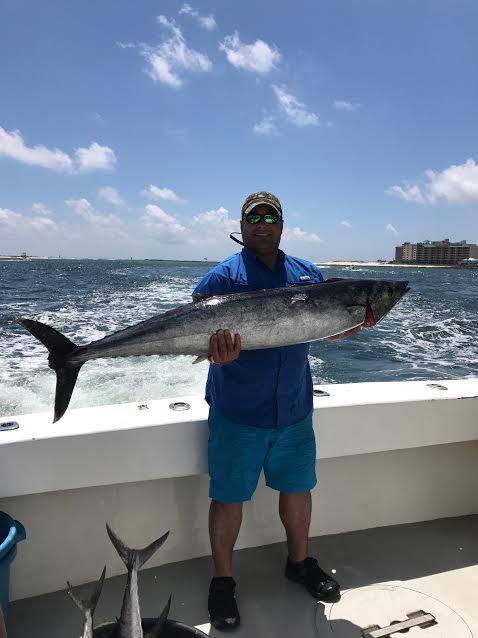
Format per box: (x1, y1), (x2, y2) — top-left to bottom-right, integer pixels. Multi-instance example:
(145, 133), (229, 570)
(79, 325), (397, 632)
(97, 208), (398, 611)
(7, 514), (478, 637)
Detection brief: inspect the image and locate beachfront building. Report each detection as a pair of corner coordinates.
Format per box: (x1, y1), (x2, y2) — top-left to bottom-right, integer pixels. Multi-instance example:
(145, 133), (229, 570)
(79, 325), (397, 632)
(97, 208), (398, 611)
(395, 239), (478, 265)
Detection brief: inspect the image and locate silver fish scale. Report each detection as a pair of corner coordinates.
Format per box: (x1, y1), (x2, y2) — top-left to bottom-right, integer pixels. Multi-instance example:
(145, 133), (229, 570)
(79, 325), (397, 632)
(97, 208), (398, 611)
(69, 280), (406, 364)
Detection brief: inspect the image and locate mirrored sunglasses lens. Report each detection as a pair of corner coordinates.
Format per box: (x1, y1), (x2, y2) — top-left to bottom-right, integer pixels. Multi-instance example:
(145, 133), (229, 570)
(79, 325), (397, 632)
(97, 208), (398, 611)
(245, 214), (260, 223)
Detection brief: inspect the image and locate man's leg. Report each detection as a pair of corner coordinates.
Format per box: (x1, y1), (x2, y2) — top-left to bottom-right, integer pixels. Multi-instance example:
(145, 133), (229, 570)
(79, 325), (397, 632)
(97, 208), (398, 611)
(209, 500), (243, 577)
(207, 409), (268, 630)
(264, 415), (340, 601)
(279, 490), (311, 563)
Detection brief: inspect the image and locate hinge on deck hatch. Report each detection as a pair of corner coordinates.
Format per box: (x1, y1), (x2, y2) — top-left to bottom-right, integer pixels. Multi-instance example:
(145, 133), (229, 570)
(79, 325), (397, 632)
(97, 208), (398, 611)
(362, 610), (437, 637)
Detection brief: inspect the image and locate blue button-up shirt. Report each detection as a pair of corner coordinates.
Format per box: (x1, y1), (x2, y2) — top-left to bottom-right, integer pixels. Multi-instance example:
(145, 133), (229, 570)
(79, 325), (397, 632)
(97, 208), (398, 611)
(192, 247), (324, 429)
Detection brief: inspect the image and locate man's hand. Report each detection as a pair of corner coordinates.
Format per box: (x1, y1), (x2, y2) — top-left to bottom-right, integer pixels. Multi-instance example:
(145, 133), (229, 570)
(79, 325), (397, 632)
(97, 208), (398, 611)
(209, 329), (241, 365)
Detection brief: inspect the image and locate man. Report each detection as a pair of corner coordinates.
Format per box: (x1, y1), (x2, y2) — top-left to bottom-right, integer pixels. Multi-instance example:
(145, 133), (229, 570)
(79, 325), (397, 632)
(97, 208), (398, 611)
(193, 192), (346, 631)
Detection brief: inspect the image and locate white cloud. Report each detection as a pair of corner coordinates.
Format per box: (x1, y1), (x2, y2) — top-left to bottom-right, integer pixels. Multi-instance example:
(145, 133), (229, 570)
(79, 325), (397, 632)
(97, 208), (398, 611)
(340, 220), (352, 229)
(334, 100), (360, 112)
(386, 223), (398, 236)
(192, 206), (239, 238)
(386, 184), (425, 203)
(179, 4), (216, 30)
(0, 127), (73, 171)
(66, 198), (122, 228)
(98, 186), (124, 206)
(386, 159), (478, 205)
(272, 85), (319, 127)
(75, 143), (116, 172)
(253, 115), (278, 136)
(219, 32), (281, 73)
(32, 202), (52, 215)
(425, 158), (478, 203)
(142, 204), (187, 243)
(0, 127), (116, 173)
(124, 16), (212, 88)
(0, 207), (58, 233)
(283, 226), (321, 243)
(146, 185), (183, 202)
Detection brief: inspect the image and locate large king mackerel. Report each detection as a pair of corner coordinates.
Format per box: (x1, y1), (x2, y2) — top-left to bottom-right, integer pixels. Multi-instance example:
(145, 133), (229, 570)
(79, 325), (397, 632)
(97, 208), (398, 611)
(18, 278), (409, 422)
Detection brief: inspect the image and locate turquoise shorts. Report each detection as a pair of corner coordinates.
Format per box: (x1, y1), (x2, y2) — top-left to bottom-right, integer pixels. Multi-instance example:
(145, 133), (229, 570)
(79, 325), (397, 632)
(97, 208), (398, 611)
(207, 407), (317, 504)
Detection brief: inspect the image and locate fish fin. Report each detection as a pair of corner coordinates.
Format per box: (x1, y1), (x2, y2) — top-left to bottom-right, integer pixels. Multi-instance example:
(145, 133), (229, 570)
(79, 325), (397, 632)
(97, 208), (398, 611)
(106, 523), (133, 567)
(137, 531), (170, 569)
(106, 524), (170, 569)
(192, 354), (209, 364)
(66, 565), (106, 616)
(145, 595), (172, 638)
(17, 318), (83, 422)
(90, 565), (106, 610)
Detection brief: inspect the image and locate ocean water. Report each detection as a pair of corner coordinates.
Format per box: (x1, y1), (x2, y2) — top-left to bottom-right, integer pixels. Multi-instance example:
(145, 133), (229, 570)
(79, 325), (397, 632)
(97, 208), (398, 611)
(0, 259), (477, 417)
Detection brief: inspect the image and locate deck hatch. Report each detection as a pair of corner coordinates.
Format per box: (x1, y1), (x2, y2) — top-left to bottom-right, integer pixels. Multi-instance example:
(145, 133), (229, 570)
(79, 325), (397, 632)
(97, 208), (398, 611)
(317, 585), (473, 637)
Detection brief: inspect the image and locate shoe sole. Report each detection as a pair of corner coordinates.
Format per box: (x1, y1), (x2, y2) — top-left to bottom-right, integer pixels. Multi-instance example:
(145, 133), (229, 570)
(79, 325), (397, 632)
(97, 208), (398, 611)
(286, 573), (341, 603)
(209, 617), (241, 631)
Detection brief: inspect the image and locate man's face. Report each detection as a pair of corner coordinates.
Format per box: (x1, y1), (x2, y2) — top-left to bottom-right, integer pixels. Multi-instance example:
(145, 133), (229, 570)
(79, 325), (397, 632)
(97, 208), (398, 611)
(240, 204), (283, 255)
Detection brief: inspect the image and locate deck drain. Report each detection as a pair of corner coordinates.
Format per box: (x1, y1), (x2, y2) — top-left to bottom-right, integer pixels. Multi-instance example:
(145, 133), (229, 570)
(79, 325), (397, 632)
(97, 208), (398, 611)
(315, 585), (472, 637)
(0, 421), (19, 431)
(313, 389), (330, 397)
(169, 401), (191, 411)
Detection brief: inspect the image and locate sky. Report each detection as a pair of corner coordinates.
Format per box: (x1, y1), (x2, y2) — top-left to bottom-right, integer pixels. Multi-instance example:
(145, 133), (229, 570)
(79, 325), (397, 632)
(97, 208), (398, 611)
(0, 0), (477, 261)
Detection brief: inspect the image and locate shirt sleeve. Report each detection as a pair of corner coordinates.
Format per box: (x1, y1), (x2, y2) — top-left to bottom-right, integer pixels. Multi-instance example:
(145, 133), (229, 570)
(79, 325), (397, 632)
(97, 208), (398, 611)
(307, 263), (325, 283)
(192, 268), (232, 301)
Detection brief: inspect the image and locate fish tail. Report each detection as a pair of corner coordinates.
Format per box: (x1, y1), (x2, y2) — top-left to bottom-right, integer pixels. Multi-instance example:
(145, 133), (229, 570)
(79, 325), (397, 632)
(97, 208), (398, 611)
(17, 318), (83, 422)
(106, 523), (170, 569)
(145, 595), (172, 638)
(66, 565), (106, 616)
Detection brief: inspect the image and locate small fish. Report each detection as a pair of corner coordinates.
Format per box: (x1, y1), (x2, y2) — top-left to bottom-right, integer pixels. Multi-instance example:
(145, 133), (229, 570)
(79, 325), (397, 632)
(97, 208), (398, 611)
(66, 566), (106, 638)
(106, 524), (169, 638)
(18, 279), (409, 422)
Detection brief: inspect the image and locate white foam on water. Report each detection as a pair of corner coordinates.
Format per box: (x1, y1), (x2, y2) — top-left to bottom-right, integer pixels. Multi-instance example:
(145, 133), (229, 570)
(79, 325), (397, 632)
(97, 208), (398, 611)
(1, 263), (477, 417)
(0, 273), (208, 417)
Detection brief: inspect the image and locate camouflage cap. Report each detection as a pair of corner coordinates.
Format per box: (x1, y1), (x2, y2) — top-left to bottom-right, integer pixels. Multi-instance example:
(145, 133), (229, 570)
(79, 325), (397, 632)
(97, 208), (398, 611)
(241, 192), (283, 218)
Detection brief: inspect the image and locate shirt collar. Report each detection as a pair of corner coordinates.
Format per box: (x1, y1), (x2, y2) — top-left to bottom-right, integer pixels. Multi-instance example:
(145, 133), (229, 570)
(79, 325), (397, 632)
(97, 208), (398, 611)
(241, 246), (285, 272)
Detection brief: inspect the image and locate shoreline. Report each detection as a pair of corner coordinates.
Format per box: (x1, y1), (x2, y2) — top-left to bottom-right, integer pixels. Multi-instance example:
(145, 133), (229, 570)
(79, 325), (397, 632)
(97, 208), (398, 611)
(0, 257), (464, 268)
(316, 261), (454, 268)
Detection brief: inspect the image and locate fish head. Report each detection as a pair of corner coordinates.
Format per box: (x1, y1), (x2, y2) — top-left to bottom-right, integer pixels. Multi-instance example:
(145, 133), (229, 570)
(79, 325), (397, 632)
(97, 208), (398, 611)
(367, 280), (410, 325)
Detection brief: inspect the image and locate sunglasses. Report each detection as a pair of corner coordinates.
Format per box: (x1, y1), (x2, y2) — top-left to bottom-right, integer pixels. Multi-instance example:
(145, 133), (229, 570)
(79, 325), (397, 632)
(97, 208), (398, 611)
(244, 212), (280, 224)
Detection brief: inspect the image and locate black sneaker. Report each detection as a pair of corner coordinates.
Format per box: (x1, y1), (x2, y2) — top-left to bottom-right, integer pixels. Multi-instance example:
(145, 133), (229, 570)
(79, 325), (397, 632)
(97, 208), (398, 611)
(208, 576), (241, 631)
(285, 557), (341, 602)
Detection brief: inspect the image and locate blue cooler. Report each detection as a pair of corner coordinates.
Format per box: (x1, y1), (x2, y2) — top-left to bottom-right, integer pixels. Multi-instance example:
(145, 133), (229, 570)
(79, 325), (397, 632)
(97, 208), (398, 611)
(0, 512), (26, 620)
